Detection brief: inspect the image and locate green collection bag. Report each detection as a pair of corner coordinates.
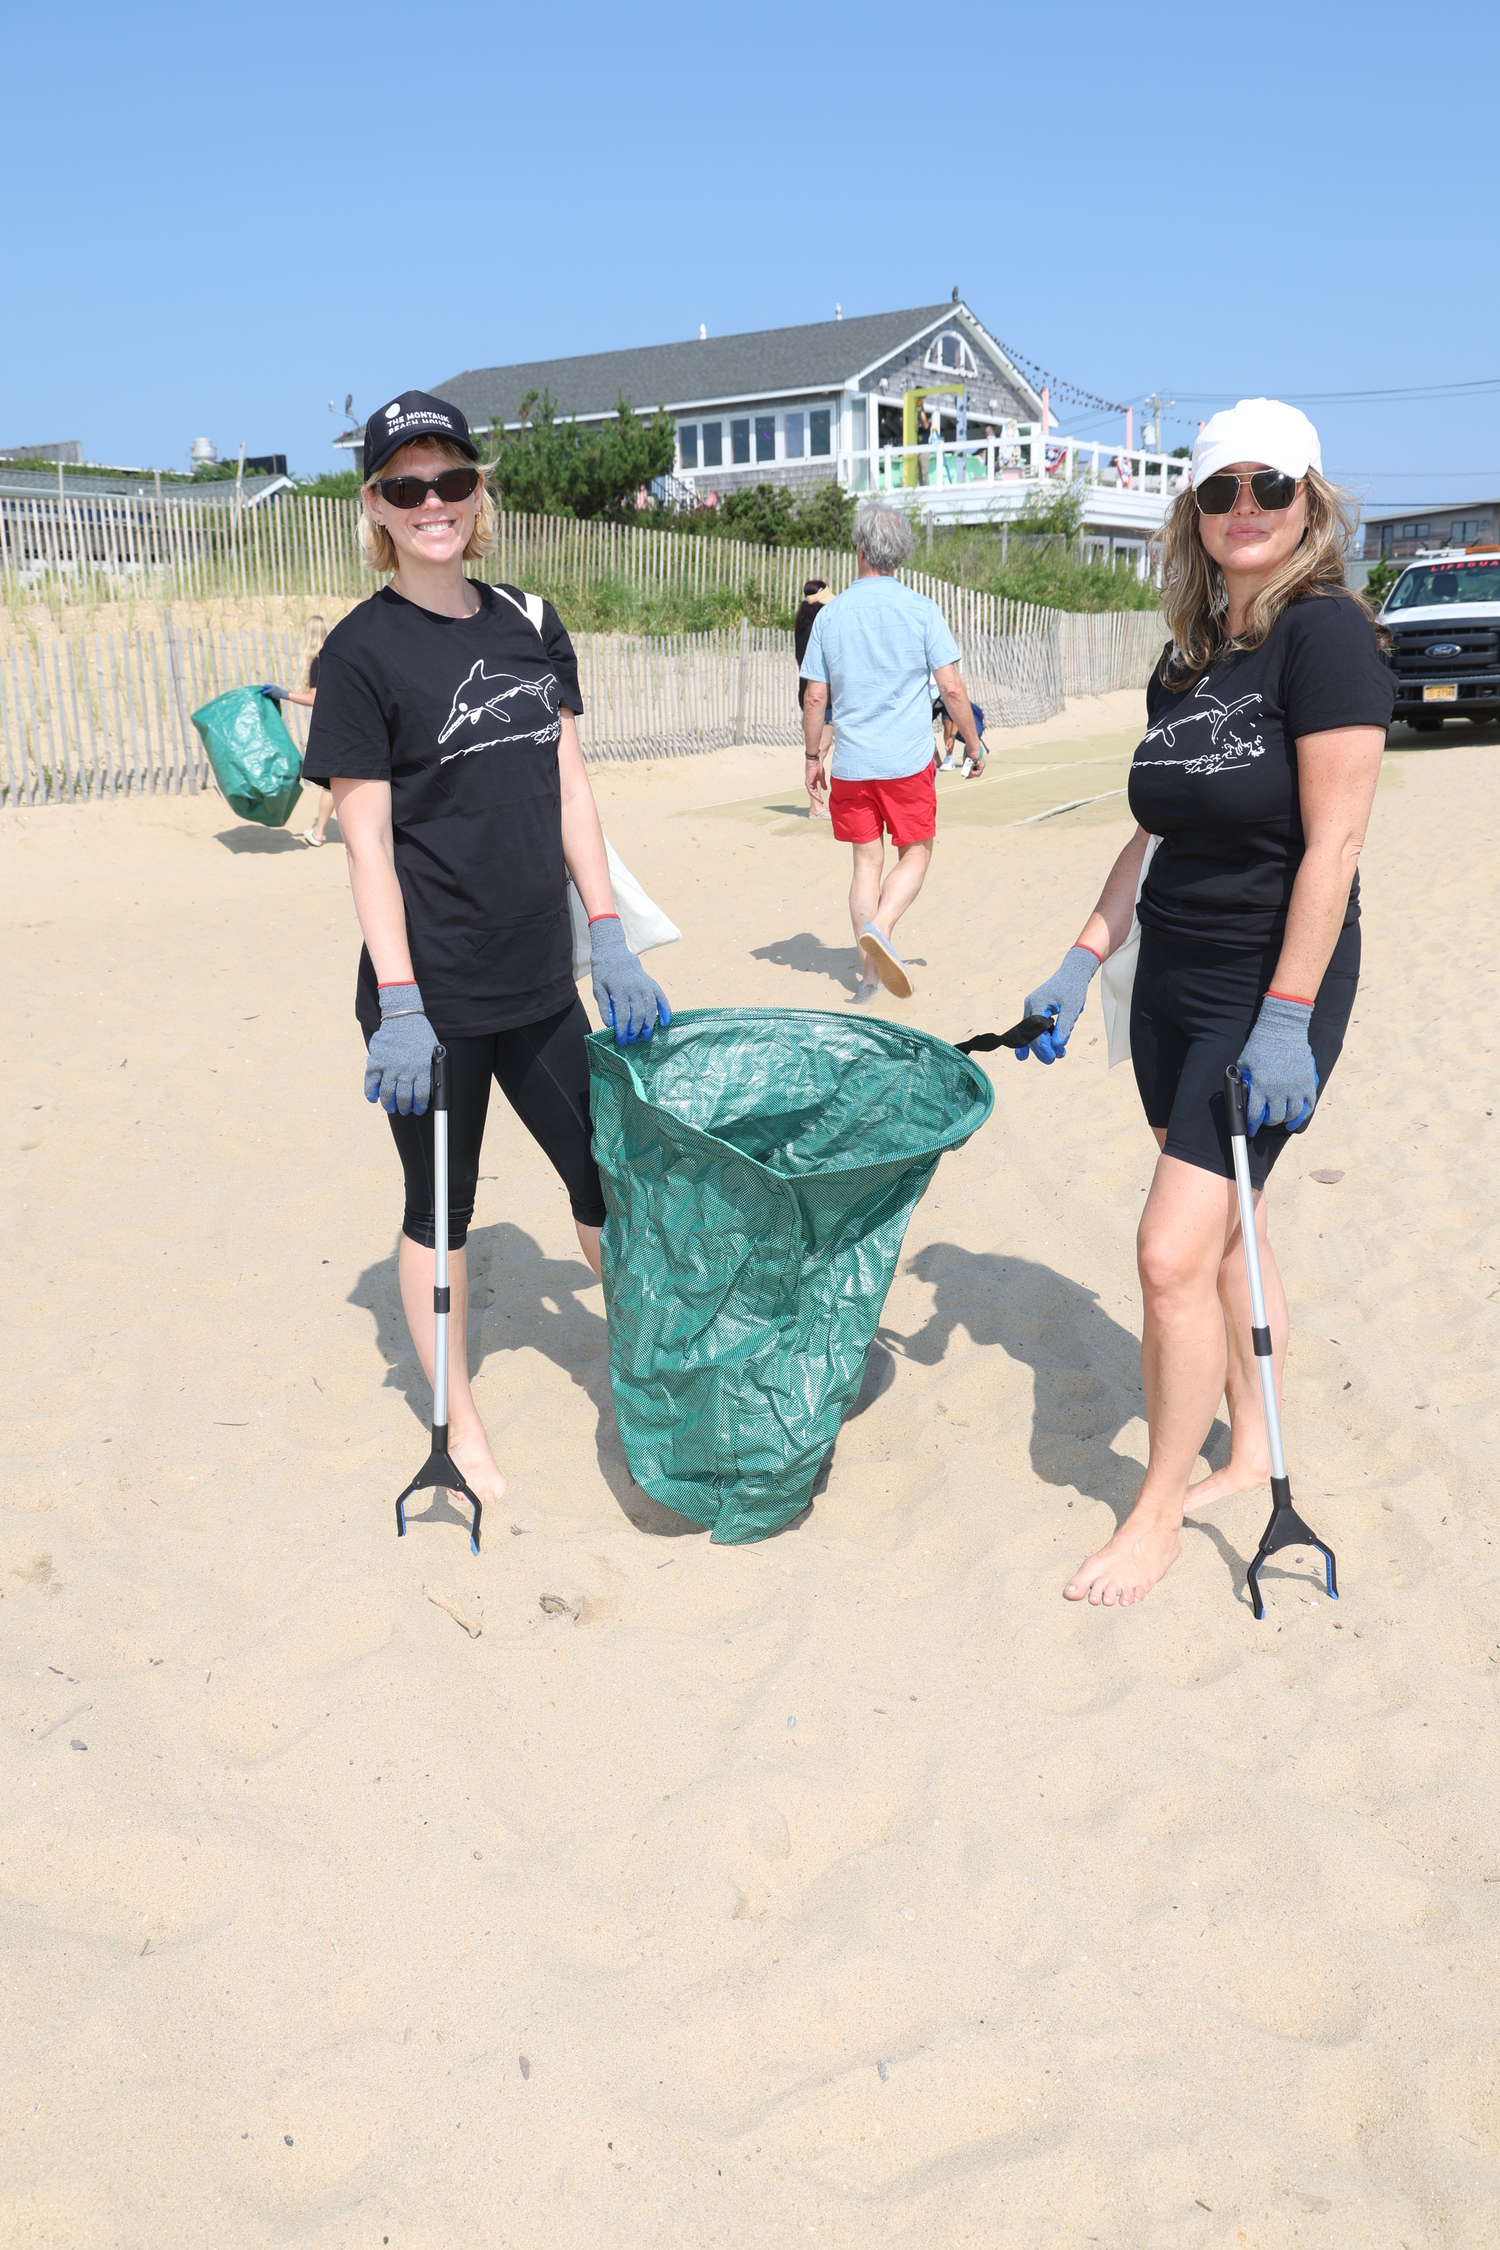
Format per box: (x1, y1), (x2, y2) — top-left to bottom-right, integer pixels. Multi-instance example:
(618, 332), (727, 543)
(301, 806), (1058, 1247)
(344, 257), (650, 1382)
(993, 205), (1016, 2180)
(191, 687), (304, 827)
(588, 1009), (994, 1543)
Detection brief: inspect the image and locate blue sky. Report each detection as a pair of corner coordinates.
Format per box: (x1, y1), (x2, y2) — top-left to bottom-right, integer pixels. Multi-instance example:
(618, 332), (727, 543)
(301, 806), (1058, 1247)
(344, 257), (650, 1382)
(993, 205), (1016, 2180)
(7, 0), (1496, 516)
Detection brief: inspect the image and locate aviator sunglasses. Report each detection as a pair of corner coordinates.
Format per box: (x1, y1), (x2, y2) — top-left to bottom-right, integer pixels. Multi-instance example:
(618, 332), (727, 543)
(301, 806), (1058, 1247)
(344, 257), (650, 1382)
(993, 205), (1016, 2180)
(377, 467), (481, 509)
(1195, 468), (1299, 515)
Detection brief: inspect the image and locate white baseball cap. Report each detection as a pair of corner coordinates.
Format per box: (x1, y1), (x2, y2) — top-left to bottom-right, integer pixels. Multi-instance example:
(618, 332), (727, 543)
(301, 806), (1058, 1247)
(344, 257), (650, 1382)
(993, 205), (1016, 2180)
(1191, 398), (1322, 487)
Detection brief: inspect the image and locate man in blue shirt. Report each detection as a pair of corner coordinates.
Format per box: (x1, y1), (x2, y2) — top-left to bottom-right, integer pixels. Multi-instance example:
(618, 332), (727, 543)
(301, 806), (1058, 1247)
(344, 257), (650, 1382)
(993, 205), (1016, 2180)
(801, 503), (985, 1000)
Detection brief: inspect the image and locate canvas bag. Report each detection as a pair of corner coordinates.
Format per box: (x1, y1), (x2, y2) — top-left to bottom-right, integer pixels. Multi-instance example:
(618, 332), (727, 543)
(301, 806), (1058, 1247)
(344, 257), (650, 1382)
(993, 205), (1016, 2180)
(1098, 835), (1161, 1067)
(488, 583), (683, 979)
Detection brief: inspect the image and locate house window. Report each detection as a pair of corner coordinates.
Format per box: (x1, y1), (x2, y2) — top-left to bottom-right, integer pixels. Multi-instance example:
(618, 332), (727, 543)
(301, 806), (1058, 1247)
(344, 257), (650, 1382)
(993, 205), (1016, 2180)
(731, 418), (750, 465)
(756, 415), (776, 463)
(924, 330), (978, 377)
(1451, 517), (1479, 544)
(850, 397), (867, 453)
(679, 424), (698, 470)
(810, 408), (831, 457)
(701, 421), (722, 468)
(784, 412), (805, 460)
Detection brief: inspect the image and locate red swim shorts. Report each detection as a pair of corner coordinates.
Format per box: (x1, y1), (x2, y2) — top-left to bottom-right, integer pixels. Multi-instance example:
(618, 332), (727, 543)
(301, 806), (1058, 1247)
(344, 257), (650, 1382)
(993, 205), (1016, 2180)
(829, 762), (936, 848)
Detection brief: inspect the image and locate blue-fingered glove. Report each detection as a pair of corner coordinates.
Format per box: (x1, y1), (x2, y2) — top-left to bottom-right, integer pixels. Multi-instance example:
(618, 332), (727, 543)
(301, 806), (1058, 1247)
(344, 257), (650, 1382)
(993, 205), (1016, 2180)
(1015, 945), (1102, 1064)
(1237, 994), (1318, 1132)
(260, 683), (293, 702)
(589, 915), (671, 1047)
(364, 982), (435, 1115)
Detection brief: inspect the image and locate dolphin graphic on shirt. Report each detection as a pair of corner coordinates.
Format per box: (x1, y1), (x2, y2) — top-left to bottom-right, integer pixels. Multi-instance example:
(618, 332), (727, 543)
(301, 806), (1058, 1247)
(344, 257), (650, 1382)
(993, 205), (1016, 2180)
(437, 661), (561, 760)
(1135, 677), (1265, 776)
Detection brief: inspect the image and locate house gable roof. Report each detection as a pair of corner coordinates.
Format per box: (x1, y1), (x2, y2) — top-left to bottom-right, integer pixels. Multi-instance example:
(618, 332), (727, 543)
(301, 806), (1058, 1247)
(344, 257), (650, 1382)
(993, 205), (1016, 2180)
(434, 303), (1043, 430)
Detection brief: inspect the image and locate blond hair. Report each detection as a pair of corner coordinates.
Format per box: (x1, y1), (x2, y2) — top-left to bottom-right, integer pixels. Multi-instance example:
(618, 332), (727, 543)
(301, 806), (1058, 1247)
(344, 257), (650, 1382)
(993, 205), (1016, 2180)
(358, 437), (496, 575)
(1157, 466), (1365, 682)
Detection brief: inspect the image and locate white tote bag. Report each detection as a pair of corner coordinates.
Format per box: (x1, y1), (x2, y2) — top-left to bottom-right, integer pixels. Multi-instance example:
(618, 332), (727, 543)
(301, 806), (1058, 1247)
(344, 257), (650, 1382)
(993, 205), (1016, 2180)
(488, 584), (683, 986)
(569, 839), (682, 981)
(1098, 835), (1160, 1068)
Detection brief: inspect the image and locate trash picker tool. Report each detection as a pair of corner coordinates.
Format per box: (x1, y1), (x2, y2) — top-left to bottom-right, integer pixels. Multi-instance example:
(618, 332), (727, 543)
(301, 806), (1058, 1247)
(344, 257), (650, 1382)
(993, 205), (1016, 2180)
(1224, 1064), (1336, 1620)
(394, 1043), (481, 1554)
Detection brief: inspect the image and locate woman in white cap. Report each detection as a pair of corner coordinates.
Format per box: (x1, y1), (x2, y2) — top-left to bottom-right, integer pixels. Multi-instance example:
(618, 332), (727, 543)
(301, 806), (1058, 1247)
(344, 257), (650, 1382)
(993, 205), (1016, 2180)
(1013, 400), (1393, 1607)
(302, 389), (670, 1511)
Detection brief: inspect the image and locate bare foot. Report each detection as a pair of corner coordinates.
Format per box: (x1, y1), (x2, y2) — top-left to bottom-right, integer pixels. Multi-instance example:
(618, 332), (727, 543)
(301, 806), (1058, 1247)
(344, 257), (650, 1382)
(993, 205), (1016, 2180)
(1185, 1454), (1269, 1510)
(1064, 1504), (1181, 1606)
(448, 1422), (508, 1509)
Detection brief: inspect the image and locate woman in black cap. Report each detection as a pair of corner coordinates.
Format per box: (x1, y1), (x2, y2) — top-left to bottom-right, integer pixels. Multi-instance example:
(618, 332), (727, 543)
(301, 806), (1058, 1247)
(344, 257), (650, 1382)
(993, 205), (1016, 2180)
(303, 390), (670, 1509)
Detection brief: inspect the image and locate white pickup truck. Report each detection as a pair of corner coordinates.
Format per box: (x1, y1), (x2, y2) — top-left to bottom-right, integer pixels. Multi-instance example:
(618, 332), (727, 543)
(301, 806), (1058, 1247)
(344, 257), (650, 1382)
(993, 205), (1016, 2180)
(1375, 550), (1500, 731)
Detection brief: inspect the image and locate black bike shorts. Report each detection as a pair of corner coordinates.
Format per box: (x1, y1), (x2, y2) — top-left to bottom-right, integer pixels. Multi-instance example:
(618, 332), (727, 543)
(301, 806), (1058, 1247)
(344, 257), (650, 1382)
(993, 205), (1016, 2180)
(1130, 921), (1360, 1188)
(373, 999), (607, 1248)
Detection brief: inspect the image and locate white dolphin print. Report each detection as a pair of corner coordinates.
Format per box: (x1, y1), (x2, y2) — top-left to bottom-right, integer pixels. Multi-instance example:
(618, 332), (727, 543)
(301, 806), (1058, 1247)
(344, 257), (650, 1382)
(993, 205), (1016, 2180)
(1135, 675), (1266, 777)
(438, 660), (561, 750)
(1147, 680), (1262, 751)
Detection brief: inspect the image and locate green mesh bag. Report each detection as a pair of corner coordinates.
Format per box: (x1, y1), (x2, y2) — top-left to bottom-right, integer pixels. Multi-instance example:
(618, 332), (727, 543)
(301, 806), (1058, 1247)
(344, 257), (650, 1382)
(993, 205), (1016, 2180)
(588, 1009), (994, 1543)
(191, 687), (304, 827)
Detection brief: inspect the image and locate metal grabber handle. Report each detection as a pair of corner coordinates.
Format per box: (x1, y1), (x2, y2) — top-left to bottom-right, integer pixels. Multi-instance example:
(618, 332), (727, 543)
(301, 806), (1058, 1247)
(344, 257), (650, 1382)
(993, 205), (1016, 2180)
(431, 1042), (451, 1444)
(1224, 1065), (1336, 1619)
(393, 1043), (482, 1555)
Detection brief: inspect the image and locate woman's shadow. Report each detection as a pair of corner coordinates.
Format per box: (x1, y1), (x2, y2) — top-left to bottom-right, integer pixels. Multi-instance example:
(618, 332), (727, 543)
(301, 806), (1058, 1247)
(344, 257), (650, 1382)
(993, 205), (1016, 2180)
(856, 1241), (1246, 1598)
(346, 1221), (701, 1537)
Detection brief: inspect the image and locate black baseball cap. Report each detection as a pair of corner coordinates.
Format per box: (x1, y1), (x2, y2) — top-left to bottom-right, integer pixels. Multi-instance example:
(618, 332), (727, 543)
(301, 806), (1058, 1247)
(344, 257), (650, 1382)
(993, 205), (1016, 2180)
(362, 390), (478, 481)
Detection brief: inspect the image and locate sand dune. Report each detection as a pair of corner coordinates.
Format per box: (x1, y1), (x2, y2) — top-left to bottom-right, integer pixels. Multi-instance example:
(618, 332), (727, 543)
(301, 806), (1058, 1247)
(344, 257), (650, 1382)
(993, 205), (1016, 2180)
(2, 705), (1498, 2246)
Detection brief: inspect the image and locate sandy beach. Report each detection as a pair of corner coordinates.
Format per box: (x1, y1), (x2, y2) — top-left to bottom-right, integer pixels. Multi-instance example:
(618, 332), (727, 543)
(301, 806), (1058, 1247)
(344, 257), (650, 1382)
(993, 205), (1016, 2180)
(3, 698), (1498, 2247)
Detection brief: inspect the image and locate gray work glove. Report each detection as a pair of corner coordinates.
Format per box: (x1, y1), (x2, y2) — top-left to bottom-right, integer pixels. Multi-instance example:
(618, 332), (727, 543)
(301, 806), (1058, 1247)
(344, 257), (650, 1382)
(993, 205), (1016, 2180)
(588, 915), (672, 1046)
(364, 981), (435, 1115)
(1016, 944), (1102, 1064)
(1237, 994), (1318, 1132)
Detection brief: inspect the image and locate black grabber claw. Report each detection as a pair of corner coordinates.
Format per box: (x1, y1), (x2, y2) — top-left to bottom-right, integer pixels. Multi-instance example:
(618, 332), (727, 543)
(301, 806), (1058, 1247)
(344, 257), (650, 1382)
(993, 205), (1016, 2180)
(393, 1043), (481, 1556)
(1225, 1065), (1337, 1621)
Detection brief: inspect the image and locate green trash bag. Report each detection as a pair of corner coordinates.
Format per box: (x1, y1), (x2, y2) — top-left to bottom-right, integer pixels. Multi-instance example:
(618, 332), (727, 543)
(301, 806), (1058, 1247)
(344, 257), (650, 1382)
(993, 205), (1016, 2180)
(588, 1008), (994, 1543)
(191, 687), (304, 827)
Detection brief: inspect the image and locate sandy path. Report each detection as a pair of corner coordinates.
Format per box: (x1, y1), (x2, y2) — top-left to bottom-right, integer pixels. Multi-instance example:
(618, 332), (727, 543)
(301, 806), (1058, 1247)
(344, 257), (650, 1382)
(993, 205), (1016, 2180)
(2, 707), (1498, 2246)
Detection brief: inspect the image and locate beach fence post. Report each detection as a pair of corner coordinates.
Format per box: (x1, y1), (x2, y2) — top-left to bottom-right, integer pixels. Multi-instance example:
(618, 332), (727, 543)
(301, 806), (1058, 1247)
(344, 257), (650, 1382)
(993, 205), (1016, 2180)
(393, 1044), (482, 1555)
(733, 615), (749, 746)
(1224, 1064), (1339, 1620)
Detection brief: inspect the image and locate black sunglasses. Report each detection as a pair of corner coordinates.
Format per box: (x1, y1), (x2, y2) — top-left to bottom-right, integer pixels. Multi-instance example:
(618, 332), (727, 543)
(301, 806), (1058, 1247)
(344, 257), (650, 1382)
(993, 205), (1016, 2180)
(1195, 468), (1299, 515)
(376, 467), (480, 509)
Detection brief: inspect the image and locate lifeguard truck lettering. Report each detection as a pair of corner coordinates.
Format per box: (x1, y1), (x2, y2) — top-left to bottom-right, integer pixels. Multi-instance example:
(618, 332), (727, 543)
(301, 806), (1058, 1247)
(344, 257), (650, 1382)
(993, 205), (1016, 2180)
(1376, 550), (1500, 731)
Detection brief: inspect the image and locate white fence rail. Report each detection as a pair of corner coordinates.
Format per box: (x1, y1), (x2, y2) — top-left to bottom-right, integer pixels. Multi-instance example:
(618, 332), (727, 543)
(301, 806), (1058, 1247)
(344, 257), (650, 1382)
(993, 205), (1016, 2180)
(0, 601), (1159, 806)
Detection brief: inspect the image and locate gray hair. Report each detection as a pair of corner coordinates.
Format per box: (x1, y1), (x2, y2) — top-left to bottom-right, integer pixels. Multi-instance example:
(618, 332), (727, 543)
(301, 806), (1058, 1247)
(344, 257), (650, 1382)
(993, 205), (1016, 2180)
(852, 502), (915, 573)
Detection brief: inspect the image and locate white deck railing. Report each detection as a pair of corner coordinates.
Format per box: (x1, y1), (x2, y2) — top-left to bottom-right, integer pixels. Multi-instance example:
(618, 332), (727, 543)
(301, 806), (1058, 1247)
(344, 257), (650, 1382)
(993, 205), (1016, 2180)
(838, 427), (1191, 504)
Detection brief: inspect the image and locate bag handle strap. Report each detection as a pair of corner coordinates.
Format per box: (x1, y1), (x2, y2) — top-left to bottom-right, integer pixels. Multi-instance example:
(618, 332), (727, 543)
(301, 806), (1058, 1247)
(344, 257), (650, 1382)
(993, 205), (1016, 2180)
(491, 583), (546, 636)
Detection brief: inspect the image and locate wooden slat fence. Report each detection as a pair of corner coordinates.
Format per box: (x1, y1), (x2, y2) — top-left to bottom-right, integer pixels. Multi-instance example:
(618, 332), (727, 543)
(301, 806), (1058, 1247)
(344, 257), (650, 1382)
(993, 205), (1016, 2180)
(0, 488), (1156, 672)
(1, 603), (1096, 804)
(1055, 608), (1165, 698)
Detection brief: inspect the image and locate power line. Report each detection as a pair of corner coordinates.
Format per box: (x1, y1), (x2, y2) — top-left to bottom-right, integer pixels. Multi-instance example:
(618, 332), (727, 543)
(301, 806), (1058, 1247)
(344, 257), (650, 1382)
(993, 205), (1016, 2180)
(1168, 376), (1500, 407)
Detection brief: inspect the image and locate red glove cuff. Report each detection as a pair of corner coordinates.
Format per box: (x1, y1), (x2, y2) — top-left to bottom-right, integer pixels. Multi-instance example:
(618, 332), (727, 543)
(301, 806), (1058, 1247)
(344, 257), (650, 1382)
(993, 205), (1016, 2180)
(587, 912), (620, 927)
(1265, 987), (1313, 1007)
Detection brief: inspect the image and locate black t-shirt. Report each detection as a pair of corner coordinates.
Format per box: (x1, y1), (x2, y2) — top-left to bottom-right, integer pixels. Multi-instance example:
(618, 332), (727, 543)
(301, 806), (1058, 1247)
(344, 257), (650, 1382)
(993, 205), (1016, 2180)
(1129, 594), (1393, 949)
(307, 652), (321, 690)
(303, 580), (584, 1036)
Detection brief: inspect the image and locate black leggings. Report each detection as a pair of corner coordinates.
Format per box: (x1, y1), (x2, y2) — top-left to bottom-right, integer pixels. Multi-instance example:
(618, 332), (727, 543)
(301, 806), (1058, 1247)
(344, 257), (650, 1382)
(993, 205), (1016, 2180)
(1130, 921), (1360, 1189)
(375, 1000), (606, 1248)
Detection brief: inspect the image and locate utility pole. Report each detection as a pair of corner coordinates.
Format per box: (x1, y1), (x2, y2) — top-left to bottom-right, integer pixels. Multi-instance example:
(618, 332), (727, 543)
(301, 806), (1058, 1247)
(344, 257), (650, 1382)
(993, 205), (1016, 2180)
(1142, 392), (1175, 454)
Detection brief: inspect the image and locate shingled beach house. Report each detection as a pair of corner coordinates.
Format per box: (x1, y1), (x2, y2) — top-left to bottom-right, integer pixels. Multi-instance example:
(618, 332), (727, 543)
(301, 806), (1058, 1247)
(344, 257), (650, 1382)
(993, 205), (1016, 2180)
(355, 299), (1186, 574)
